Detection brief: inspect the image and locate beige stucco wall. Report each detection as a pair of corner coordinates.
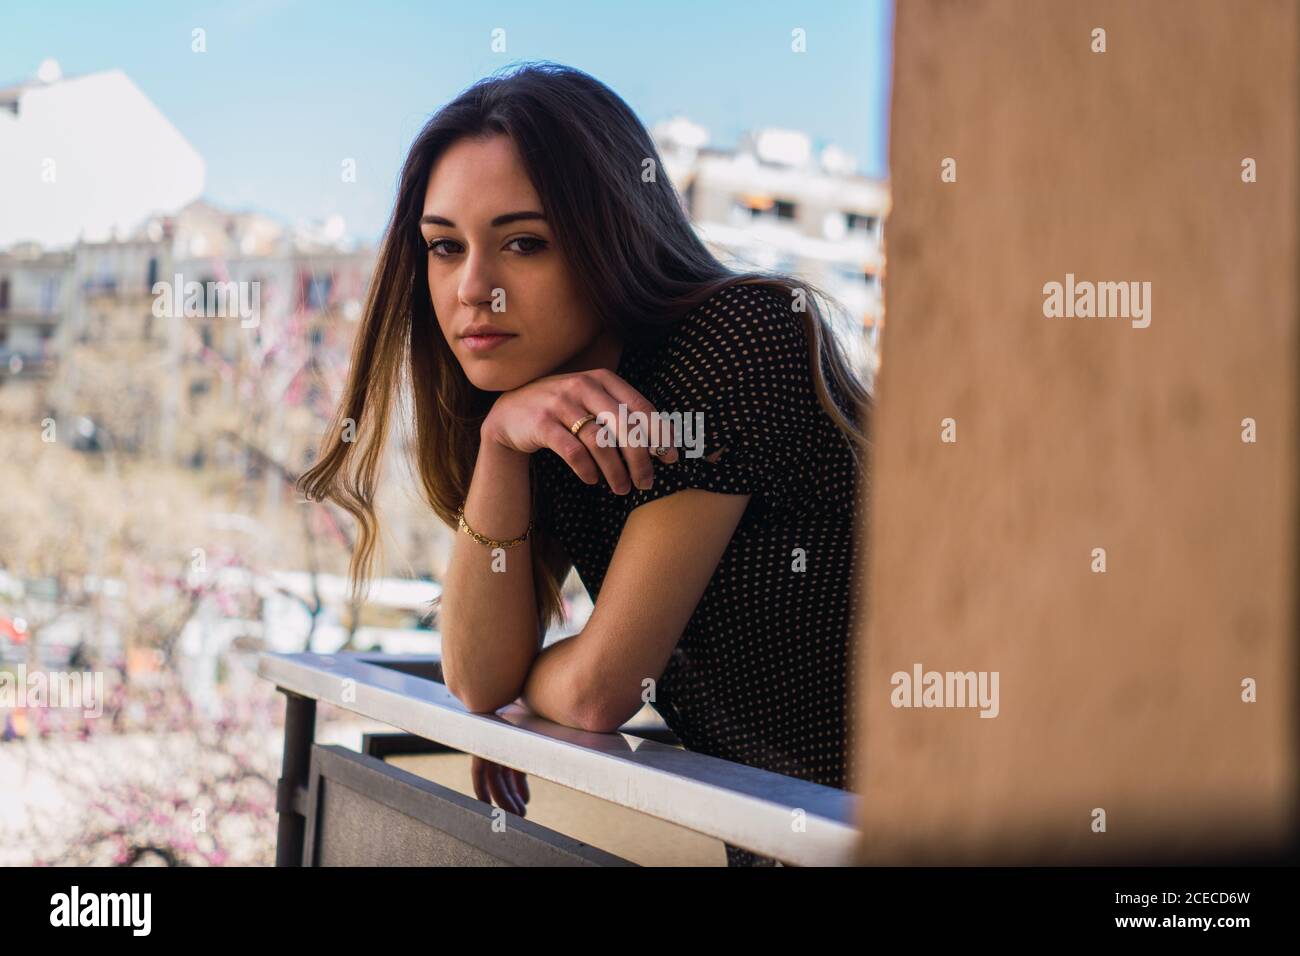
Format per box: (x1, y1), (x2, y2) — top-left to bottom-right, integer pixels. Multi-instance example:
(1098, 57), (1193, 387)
(853, 0), (1298, 863)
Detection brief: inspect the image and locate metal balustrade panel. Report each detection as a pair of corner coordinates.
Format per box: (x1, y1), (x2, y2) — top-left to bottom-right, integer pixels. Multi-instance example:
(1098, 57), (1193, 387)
(303, 744), (634, 866)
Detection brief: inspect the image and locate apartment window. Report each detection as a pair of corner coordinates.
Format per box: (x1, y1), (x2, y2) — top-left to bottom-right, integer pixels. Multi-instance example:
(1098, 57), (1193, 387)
(40, 277), (58, 313)
(735, 196), (798, 222)
(199, 276), (218, 315)
(301, 272), (333, 311)
(847, 212), (879, 236)
(0, 278), (9, 312)
(309, 275), (332, 310)
(146, 257), (158, 290)
(85, 266), (116, 295)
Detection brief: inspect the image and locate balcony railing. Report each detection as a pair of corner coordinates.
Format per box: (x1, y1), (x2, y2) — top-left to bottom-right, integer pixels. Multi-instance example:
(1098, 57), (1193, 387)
(258, 650), (859, 867)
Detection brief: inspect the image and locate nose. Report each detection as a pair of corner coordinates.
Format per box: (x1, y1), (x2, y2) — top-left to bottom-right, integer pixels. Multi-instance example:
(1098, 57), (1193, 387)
(457, 246), (498, 310)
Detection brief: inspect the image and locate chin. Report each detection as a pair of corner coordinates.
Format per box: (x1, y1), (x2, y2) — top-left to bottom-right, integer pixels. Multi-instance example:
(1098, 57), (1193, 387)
(463, 363), (531, 392)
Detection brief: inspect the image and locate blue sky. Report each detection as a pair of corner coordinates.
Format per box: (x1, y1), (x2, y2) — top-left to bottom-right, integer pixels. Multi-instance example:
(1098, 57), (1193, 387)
(1, 0), (894, 245)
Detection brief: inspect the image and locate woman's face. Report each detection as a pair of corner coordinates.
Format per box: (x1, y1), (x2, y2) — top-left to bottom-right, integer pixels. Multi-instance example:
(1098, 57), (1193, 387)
(420, 133), (616, 392)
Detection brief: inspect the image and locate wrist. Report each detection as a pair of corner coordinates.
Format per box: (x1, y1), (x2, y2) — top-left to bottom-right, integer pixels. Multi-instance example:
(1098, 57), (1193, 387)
(478, 415), (504, 449)
(480, 419), (528, 464)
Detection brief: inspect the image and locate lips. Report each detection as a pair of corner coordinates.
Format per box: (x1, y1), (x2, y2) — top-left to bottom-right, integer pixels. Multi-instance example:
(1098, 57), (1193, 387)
(460, 332), (517, 353)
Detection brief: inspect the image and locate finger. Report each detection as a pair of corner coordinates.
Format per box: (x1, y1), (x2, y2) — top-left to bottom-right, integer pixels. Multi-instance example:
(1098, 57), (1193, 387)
(483, 765), (508, 812)
(555, 401), (631, 495)
(578, 415), (633, 494)
(541, 419), (601, 485)
(596, 371), (681, 466)
(570, 383), (635, 494)
(509, 769), (528, 807)
(471, 758), (489, 804)
(487, 766), (523, 816)
(594, 402), (658, 492)
(502, 774), (525, 816)
(584, 378), (672, 489)
(504, 769), (527, 817)
(517, 771), (530, 804)
(623, 427), (661, 491)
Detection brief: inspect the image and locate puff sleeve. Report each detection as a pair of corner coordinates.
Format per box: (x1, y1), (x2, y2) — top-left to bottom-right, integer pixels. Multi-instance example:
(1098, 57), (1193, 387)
(621, 283), (818, 513)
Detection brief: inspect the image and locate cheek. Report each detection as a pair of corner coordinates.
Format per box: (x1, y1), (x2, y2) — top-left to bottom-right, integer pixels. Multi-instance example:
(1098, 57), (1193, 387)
(427, 265), (455, 336)
(533, 265), (592, 331)
(427, 261), (442, 304)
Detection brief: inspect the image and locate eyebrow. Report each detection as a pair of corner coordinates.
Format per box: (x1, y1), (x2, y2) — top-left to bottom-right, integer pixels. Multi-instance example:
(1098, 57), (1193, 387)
(419, 211), (545, 228)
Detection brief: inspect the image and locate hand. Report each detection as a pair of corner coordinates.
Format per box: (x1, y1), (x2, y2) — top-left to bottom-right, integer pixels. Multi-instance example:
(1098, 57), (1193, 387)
(470, 755), (530, 817)
(481, 368), (680, 494)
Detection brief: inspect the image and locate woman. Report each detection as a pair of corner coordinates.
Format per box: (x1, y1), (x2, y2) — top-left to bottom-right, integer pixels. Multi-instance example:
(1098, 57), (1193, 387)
(299, 61), (870, 867)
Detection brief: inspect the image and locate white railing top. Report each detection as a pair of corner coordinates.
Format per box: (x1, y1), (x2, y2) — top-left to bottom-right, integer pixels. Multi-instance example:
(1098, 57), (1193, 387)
(258, 650), (860, 866)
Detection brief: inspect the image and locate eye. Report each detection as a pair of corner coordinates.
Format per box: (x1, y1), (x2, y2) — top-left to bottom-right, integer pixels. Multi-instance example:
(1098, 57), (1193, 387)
(425, 237), (461, 257)
(506, 236), (547, 256)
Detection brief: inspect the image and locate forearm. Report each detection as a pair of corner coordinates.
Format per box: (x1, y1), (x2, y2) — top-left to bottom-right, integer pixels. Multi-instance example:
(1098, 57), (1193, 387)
(518, 634), (590, 729)
(440, 428), (540, 713)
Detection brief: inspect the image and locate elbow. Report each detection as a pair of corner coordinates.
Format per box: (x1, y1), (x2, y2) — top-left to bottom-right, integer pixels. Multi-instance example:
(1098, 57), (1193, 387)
(441, 657), (465, 704)
(440, 625), (538, 715)
(452, 683), (519, 716)
(562, 653), (644, 734)
(576, 712), (626, 735)
(442, 660), (520, 716)
(464, 695), (517, 716)
(573, 689), (640, 735)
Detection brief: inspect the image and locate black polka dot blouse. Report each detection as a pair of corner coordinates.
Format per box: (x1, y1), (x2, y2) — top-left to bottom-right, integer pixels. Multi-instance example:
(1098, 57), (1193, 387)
(530, 282), (867, 867)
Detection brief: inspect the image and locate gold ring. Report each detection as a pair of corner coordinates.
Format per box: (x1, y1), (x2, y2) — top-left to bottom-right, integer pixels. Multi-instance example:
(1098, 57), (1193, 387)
(569, 413), (596, 436)
(651, 445), (670, 458)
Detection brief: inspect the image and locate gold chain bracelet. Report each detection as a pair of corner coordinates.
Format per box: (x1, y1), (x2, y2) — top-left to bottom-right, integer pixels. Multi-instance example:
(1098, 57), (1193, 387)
(455, 504), (532, 550)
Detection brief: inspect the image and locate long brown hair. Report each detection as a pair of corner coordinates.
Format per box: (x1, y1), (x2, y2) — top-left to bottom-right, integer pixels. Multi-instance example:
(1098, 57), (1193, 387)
(298, 61), (873, 633)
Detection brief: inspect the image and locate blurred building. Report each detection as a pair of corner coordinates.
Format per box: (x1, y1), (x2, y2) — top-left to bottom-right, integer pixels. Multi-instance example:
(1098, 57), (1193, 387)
(653, 118), (890, 378)
(0, 197), (374, 479)
(0, 58), (376, 483)
(0, 244), (71, 377)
